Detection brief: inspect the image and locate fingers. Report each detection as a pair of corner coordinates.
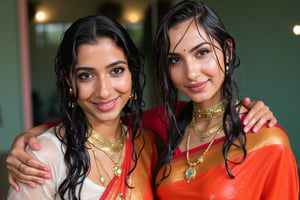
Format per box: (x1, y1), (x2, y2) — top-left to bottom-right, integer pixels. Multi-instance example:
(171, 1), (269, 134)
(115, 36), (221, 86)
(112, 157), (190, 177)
(7, 164), (38, 189)
(6, 149), (51, 188)
(26, 135), (40, 151)
(8, 174), (20, 192)
(242, 100), (277, 133)
(7, 155), (51, 178)
(267, 115), (277, 128)
(241, 97), (251, 107)
(7, 159), (51, 189)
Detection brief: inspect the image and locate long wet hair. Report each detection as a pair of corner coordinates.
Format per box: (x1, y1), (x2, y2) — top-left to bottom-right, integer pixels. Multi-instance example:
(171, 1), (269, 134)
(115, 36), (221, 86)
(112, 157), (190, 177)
(153, 0), (246, 183)
(54, 15), (145, 199)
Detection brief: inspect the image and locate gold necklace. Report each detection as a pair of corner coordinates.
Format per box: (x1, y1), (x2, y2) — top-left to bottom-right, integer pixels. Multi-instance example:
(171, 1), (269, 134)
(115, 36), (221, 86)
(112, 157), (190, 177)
(191, 119), (223, 142)
(90, 147), (108, 186)
(87, 123), (126, 155)
(184, 127), (221, 183)
(89, 140), (124, 185)
(193, 100), (226, 120)
(98, 145), (123, 177)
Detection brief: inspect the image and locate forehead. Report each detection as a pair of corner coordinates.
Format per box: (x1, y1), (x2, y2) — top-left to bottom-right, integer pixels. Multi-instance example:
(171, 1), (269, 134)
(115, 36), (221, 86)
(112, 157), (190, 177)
(76, 38), (127, 65)
(168, 19), (209, 51)
(77, 38), (124, 56)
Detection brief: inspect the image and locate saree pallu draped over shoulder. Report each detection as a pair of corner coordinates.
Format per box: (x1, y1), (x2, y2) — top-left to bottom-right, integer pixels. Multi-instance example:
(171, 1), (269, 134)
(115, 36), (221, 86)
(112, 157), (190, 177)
(155, 125), (299, 200)
(100, 128), (157, 200)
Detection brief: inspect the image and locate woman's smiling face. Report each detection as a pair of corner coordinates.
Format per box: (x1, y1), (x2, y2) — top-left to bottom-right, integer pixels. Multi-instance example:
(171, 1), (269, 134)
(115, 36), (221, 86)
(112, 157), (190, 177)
(73, 37), (132, 126)
(168, 19), (226, 107)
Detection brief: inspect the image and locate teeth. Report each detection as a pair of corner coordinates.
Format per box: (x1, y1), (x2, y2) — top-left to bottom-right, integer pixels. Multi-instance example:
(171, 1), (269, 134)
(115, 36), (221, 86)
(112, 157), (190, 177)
(97, 99), (117, 107)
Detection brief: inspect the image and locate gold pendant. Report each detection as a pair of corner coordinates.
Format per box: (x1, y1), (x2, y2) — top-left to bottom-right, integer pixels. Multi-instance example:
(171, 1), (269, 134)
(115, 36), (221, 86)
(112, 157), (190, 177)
(100, 177), (106, 184)
(184, 166), (196, 183)
(113, 165), (122, 177)
(116, 193), (124, 200)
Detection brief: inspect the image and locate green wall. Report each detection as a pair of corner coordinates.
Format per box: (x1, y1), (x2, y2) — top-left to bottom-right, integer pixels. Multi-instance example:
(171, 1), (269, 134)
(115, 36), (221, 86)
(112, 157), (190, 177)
(0, 0), (23, 151)
(201, 0), (300, 163)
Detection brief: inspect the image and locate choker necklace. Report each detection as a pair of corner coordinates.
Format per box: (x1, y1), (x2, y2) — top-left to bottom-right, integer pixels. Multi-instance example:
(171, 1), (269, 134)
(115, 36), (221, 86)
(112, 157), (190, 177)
(184, 127), (221, 183)
(87, 122), (126, 155)
(193, 100), (226, 120)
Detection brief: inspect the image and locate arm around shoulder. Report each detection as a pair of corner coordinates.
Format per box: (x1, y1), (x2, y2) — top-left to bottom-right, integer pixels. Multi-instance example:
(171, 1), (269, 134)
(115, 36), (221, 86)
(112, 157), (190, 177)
(7, 130), (65, 199)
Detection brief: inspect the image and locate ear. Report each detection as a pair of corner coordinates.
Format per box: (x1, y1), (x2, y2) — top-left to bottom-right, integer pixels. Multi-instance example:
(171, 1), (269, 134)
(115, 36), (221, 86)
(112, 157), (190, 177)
(225, 39), (233, 63)
(65, 76), (72, 88)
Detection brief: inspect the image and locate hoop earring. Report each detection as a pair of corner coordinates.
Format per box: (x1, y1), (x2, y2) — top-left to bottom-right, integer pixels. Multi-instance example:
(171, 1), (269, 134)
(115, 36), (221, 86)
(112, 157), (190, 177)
(68, 87), (75, 108)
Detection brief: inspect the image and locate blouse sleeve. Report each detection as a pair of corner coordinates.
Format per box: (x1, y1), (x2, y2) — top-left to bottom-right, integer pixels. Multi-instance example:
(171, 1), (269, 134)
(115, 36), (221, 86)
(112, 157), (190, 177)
(7, 130), (65, 200)
(45, 121), (60, 129)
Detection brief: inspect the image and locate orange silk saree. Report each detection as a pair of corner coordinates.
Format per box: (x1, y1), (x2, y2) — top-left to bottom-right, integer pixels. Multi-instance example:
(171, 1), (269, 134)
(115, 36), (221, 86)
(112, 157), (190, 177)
(101, 129), (157, 200)
(156, 126), (299, 199)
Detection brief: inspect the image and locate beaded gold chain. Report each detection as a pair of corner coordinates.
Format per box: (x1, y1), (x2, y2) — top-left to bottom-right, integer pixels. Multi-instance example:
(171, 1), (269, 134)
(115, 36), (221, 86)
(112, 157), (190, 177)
(90, 147), (109, 186)
(184, 127), (221, 183)
(89, 138), (125, 185)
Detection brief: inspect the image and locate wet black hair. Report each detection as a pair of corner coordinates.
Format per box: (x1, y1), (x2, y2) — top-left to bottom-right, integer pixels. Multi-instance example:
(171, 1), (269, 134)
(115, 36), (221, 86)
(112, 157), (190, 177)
(153, 0), (246, 184)
(54, 15), (145, 199)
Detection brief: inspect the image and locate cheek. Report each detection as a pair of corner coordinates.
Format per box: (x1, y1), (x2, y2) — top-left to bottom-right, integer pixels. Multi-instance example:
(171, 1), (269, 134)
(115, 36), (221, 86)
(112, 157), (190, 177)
(170, 67), (182, 85)
(77, 83), (94, 100)
(204, 59), (224, 77)
(114, 72), (132, 93)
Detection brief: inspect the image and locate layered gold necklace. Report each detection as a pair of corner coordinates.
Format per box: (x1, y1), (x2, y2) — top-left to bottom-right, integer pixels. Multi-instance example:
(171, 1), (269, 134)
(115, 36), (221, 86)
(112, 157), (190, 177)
(87, 123), (127, 155)
(89, 144), (124, 186)
(192, 100), (226, 142)
(184, 100), (226, 183)
(184, 127), (221, 183)
(87, 123), (127, 185)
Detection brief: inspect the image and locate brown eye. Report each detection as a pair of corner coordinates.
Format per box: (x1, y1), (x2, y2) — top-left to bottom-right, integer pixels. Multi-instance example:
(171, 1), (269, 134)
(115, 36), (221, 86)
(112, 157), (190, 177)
(111, 67), (124, 75)
(196, 49), (209, 57)
(168, 56), (180, 65)
(78, 72), (93, 80)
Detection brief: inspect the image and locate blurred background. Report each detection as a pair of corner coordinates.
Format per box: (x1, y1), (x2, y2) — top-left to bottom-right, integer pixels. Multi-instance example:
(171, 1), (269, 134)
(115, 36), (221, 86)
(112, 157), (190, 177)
(0, 0), (299, 198)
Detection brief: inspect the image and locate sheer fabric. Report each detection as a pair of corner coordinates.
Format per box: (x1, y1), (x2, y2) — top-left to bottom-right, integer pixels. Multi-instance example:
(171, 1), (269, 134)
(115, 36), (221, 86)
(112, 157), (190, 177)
(7, 128), (105, 199)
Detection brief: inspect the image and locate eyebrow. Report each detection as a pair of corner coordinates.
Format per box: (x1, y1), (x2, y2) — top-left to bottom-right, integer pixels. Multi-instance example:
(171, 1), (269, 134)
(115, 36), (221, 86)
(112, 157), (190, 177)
(76, 60), (127, 72)
(168, 42), (210, 55)
(189, 42), (210, 53)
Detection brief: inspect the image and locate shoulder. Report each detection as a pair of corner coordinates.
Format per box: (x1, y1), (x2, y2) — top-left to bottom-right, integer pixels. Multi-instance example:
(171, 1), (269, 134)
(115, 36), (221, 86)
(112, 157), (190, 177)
(36, 128), (62, 151)
(26, 127), (64, 162)
(245, 125), (291, 152)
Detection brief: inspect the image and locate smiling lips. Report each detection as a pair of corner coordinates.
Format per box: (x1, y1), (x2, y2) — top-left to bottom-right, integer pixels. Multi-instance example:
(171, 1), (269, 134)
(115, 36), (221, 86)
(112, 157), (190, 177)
(186, 80), (208, 92)
(94, 97), (119, 111)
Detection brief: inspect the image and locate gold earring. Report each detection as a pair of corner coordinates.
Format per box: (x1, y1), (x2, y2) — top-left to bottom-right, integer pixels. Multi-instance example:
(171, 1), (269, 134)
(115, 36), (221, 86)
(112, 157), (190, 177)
(68, 87), (75, 108)
(129, 91), (137, 100)
(69, 87), (73, 96)
(225, 64), (229, 75)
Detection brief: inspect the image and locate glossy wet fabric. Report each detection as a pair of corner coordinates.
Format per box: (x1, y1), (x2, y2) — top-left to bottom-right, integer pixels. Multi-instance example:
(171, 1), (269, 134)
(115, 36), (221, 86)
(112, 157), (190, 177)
(155, 126), (299, 199)
(100, 128), (156, 200)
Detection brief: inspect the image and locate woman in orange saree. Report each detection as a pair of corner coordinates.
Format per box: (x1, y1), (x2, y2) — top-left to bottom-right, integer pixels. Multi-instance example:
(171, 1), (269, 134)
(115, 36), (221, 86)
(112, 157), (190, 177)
(153, 1), (299, 199)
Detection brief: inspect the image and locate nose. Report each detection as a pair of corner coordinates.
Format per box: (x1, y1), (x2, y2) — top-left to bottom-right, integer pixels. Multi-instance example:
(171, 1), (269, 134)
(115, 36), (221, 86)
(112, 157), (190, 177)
(96, 74), (110, 98)
(185, 57), (200, 80)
